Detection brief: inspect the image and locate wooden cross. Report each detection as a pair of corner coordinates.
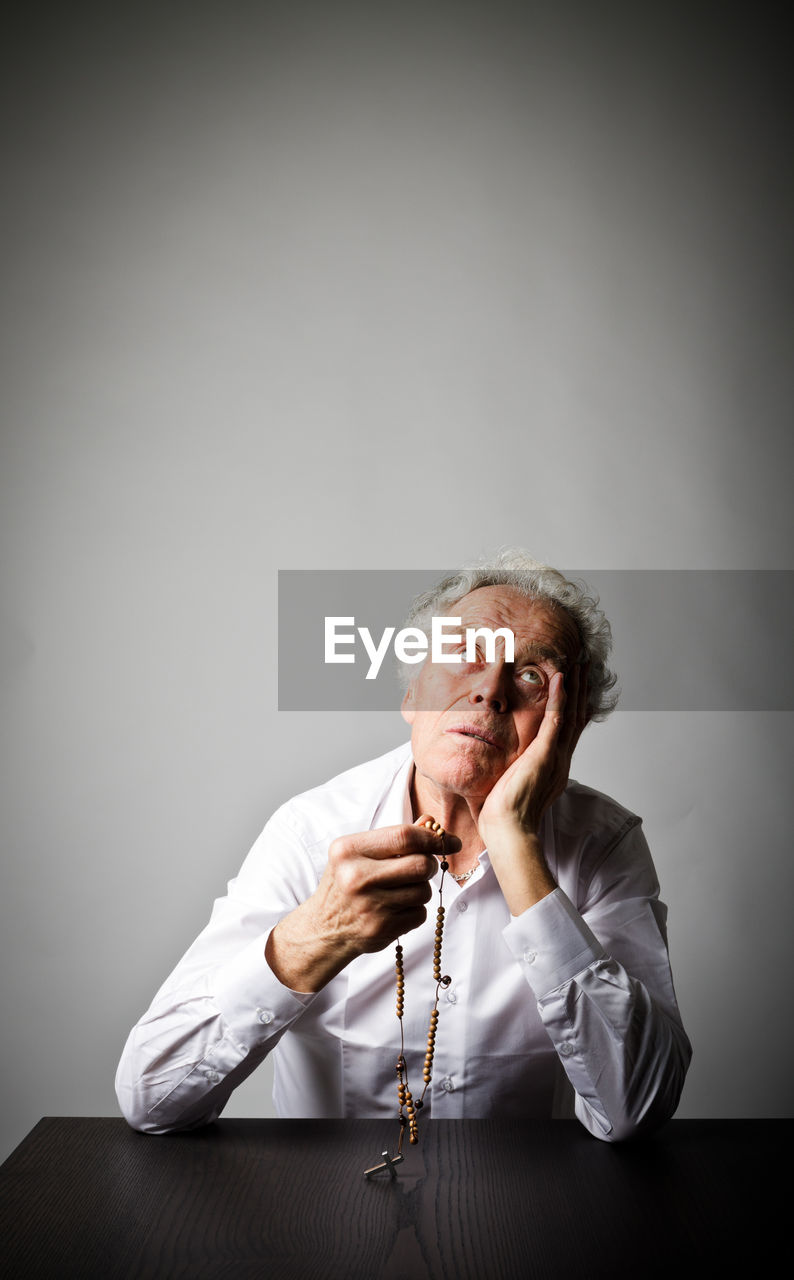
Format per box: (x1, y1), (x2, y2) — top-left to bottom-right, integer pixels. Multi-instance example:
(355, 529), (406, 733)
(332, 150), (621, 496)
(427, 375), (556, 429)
(364, 1150), (404, 1180)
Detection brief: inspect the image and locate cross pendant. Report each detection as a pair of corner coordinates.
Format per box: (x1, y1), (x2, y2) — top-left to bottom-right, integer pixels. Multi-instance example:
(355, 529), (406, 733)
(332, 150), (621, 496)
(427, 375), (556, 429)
(364, 1150), (404, 1180)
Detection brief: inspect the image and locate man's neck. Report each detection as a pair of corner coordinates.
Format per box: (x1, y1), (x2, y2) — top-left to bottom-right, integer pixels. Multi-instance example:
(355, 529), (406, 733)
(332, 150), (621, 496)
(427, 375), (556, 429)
(409, 767), (486, 871)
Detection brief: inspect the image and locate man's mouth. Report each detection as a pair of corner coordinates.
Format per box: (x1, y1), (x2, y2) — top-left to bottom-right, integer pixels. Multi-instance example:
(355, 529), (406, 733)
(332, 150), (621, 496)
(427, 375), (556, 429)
(446, 724), (501, 749)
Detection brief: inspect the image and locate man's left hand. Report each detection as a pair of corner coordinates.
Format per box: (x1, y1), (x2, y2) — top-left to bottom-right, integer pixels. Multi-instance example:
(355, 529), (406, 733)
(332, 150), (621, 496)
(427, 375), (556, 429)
(475, 663), (589, 913)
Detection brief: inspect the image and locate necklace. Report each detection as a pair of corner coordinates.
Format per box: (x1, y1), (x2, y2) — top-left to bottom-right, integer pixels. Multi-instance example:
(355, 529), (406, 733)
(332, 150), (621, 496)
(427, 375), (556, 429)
(450, 863), (478, 883)
(364, 817), (451, 1180)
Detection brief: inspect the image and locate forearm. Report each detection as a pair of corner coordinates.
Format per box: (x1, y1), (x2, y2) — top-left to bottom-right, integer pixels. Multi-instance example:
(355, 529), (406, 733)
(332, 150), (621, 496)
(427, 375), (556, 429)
(540, 955), (692, 1141)
(504, 888), (692, 1141)
(485, 828), (558, 915)
(560, 962), (692, 1141)
(265, 899), (360, 994)
(116, 932), (314, 1133)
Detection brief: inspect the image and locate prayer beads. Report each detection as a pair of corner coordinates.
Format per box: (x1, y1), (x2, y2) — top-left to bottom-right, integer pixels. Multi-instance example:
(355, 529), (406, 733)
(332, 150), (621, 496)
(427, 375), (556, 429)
(394, 817), (451, 1151)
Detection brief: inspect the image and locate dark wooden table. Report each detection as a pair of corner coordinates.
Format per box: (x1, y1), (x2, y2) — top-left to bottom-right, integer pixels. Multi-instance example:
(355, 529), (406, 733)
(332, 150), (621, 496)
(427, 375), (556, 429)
(0, 1117), (788, 1278)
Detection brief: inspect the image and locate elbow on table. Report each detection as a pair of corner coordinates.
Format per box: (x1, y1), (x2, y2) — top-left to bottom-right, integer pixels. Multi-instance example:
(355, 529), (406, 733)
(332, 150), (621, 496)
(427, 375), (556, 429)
(115, 1081), (178, 1135)
(593, 1109), (673, 1145)
(583, 1032), (693, 1144)
(115, 1069), (223, 1137)
(116, 1091), (221, 1136)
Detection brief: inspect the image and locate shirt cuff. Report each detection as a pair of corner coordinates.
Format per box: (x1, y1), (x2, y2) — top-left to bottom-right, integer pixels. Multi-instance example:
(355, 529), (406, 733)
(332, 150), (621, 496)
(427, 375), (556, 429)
(214, 932), (316, 1052)
(502, 887), (607, 998)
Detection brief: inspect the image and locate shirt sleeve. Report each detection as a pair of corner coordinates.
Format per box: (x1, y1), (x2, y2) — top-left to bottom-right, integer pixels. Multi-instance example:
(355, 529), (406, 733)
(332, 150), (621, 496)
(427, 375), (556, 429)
(501, 821), (692, 1142)
(115, 808), (320, 1134)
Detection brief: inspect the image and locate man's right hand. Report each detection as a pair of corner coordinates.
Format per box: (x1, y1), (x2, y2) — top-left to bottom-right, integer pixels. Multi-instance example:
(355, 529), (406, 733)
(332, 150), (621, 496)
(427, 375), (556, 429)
(265, 818), (459, 994)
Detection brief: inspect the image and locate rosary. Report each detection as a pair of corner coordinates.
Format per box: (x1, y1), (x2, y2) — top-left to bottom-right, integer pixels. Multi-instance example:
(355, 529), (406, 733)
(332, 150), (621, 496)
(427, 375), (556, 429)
(365, 816), (471, 1180)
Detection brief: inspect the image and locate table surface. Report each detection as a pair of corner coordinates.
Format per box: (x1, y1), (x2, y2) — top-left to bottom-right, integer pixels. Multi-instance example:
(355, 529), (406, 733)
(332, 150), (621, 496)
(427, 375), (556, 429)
(0, 1117), (789, 1279)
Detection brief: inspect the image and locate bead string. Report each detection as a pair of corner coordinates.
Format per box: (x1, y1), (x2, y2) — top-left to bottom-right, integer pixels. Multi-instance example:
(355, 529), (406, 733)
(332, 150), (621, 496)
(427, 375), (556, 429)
(395, 817), (452, 1155)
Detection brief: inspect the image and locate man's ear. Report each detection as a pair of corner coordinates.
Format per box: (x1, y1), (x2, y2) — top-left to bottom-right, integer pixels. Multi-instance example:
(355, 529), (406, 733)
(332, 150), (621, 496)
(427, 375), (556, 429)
(401, 686), (415, 725)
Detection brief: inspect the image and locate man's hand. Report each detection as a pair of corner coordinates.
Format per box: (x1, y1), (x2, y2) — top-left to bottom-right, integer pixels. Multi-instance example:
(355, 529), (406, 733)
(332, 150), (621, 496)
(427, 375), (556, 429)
(476, 663), (589, 914)
(480, 663), (589, 838)
(265, 818), (460, 993)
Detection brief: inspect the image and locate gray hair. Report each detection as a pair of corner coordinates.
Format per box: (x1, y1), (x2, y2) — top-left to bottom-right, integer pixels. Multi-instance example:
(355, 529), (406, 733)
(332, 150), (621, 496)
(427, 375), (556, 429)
(402, 549), (619, 721)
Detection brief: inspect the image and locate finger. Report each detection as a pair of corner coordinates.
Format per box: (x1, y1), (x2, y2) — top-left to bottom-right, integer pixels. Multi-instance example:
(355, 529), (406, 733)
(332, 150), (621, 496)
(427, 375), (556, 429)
(557, 664), (581, 755)
(346, 824), (447, 862)
(412, 814), (462, 854)
(566, 661), (589, 747)
(353, 901), (429, 953)
(372, 852), (441, 886)
(414, 813), (442, 832)
(389, 904), (429, 938)
(534, 671), (566, 751)
(375, 879), (435, 910)
(578, 661), (591, 727)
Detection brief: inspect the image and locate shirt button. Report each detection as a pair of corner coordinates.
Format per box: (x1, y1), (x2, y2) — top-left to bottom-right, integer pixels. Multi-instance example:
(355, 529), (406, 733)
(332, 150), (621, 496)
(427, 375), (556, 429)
(257, 1008), (274, 1025)
(558, 1042), (574, 1058)
(204, 1069), (220, 1082)
(523, 949), (537, 964)
(441, 1076), (454, 1092)
(446, 990), (458, 1004)
(456, 900), (468, 913)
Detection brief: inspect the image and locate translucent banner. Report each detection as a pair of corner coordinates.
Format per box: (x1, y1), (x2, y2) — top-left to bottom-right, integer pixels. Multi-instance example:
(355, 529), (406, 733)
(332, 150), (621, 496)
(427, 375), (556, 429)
(278, 570), (793, 711)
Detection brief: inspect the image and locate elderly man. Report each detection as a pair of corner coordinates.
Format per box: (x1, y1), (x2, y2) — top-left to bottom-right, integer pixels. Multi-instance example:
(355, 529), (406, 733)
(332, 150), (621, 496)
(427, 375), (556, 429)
(116, 554), (691, 1146)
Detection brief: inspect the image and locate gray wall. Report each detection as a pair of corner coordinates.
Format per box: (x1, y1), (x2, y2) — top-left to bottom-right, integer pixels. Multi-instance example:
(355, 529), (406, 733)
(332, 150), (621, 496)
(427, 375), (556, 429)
(1, 1), (791, 1163)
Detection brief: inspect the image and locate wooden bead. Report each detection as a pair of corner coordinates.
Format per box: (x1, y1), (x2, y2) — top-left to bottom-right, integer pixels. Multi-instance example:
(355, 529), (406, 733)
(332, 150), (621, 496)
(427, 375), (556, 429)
(391, 855), (455, 1155)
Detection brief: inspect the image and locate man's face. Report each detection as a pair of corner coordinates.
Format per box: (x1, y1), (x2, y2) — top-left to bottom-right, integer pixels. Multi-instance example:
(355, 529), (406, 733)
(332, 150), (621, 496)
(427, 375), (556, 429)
(401, 586), (581, 803)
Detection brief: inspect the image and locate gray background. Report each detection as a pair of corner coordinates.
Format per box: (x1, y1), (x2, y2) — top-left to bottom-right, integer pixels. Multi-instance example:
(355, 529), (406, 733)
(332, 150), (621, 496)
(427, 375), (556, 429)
(1, 0), (792, 1164)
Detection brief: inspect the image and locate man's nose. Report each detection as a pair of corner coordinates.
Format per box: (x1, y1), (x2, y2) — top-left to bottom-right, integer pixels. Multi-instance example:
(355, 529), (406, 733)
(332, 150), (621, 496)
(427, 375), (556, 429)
(467, 663), (509, 712)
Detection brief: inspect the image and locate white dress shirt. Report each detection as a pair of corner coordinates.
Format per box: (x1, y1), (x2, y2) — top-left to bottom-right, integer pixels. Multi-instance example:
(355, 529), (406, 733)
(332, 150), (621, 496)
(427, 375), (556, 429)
(116, 742), (691, 1142)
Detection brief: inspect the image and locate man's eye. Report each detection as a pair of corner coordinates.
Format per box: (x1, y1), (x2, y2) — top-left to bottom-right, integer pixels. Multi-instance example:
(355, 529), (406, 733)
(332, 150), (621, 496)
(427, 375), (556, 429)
(518, 668), (543, 686)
